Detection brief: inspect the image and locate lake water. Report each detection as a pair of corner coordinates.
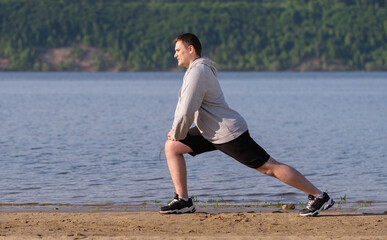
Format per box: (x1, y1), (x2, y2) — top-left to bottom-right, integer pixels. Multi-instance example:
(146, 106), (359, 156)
(0, 72), (386, 209)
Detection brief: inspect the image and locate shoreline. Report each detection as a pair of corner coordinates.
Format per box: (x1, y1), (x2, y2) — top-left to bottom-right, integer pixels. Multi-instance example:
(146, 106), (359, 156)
(1, 202), (386, 215)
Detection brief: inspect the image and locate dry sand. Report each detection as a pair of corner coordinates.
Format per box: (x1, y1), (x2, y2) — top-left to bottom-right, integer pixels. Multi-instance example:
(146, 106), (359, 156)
(1, 208), (386, 240)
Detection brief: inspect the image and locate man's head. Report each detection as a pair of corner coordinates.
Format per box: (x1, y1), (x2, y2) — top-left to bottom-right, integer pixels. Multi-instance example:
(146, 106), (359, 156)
(173, 33), (202, 68)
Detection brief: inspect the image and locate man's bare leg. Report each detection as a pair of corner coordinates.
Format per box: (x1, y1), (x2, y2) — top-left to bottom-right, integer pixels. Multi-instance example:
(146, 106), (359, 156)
(164, 139), (193, 199)
(257, 157), (322, 197)
(257, 157), (335, 216)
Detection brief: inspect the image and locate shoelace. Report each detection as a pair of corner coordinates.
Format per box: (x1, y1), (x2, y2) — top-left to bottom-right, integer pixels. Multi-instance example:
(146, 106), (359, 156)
(306, 197), (315, 209)
(168, 199), (179, 206)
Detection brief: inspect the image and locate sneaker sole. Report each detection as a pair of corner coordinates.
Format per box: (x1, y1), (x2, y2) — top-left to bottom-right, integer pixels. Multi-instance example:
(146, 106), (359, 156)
(299, 198), (335, 217)
(159, 206), (196, 214)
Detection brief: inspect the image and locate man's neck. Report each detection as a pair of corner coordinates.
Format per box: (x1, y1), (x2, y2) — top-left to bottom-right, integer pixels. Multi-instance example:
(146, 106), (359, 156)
(187, 56), (200, 69)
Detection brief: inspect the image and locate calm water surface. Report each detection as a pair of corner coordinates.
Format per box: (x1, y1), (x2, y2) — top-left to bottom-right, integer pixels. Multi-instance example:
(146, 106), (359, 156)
(0, 72), (386, 208)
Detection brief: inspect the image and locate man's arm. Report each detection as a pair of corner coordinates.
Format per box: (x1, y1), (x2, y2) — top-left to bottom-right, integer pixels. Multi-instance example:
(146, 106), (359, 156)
(170, 67), (207, 141)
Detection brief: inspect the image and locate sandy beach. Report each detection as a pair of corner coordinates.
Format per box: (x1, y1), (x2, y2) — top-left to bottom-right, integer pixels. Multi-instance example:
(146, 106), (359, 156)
(1, 207), (386, 240)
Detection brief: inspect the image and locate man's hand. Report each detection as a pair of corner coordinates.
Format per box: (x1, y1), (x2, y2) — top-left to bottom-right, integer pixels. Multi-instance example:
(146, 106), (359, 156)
(168, 129), (177, 141)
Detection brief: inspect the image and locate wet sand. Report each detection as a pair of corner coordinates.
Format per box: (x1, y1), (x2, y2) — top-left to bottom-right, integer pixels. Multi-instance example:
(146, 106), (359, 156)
(1, 207), (386, 239)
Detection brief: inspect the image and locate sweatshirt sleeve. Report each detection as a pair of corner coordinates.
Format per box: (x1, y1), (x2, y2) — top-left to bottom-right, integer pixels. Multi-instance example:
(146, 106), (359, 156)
(171, 66), (207, 140)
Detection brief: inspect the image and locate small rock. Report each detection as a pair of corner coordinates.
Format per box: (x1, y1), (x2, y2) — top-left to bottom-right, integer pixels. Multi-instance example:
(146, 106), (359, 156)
(282, 204), (295, 210)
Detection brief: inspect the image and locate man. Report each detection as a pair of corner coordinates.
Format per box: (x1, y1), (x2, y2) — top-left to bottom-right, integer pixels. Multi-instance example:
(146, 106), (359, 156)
(160, 33), (335, 217)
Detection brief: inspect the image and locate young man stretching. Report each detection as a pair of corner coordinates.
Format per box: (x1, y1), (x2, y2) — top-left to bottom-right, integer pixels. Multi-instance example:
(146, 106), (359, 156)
(160, 33), (335, 216)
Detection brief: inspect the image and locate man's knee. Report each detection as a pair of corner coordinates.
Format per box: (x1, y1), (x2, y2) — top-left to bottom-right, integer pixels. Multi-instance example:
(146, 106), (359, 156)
(256, 157), (278, 177)
(257, 166), (275, 177)
(164, 139), (192, 155)
(164, 139), (174, 154)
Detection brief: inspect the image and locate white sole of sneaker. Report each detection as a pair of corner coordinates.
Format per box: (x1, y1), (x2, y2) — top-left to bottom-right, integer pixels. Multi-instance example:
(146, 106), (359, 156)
(299, 198), (335, 217)
(159, 206), (196, 214)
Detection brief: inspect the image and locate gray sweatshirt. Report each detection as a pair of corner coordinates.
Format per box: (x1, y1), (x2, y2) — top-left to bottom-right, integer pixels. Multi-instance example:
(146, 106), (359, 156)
(171, 57), (248, 144)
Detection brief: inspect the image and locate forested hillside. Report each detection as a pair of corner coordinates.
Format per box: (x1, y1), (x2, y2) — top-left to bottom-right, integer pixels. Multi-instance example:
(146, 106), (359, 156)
(0, 0), (386, 71)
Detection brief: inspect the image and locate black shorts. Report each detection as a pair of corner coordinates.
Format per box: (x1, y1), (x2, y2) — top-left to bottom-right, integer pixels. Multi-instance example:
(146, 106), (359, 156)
(180, 127), (270, 169)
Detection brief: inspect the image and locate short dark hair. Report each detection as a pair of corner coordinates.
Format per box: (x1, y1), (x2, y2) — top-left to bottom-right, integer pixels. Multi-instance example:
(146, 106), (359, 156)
(173, 33), (202, 57)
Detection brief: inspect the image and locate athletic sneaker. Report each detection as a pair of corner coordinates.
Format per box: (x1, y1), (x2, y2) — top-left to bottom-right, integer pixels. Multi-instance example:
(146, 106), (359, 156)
(160, 193), (196, 214)
(299, 192), (335, 217)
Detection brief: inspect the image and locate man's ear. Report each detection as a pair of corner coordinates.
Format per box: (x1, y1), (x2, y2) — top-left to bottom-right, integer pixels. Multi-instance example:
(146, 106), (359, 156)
(188, 45), (195, 54)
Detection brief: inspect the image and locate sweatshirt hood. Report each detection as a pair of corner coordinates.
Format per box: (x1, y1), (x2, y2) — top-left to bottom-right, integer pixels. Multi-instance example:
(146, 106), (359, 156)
(189, 57), (218, 76)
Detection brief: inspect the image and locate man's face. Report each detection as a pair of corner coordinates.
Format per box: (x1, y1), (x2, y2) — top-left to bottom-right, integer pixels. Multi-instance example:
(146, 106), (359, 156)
(174, 41), (190, 68)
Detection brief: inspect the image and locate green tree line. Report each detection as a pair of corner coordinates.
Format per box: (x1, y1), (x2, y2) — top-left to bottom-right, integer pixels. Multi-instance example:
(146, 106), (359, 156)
(0, 0), (386, 71)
